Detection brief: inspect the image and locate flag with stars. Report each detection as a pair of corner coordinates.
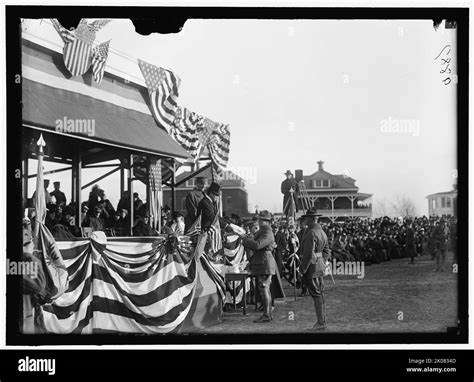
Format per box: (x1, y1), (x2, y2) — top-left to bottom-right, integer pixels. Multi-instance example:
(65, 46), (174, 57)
(138, 59), (181, 134)
(63, 19), (96, 77)
(91, 40), (110, 84)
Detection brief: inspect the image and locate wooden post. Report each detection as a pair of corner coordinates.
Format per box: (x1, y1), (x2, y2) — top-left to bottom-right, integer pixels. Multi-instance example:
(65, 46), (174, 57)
(146, 157), (151, 222)
(71, 161), (76, 204)
(170, 159), (175, 217)
(22, 156), (29, 202)
(75, 149), (82, 229)
(349, 196), (355, 217)
(129, 154), (134, 236)
(120, 158), (125, 200)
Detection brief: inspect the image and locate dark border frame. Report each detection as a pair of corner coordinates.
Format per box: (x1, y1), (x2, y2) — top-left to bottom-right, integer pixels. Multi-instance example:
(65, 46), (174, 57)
(6, 6), (469, 345)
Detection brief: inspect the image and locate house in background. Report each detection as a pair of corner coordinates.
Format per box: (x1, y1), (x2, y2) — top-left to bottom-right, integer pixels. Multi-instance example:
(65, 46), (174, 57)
(163, 167), (249, 219)
(296, 160), (373, 222)
(426, 184), (457, 217)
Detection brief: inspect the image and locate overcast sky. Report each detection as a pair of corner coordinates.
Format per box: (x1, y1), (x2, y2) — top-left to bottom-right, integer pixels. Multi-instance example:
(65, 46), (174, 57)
(26, 18), (457, 216)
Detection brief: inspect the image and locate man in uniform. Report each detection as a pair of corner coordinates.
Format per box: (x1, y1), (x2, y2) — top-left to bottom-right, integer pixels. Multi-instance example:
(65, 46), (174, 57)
(236, 210), (277, 323)
(185, 177), (206, 231)
(298, 207), (331, 330)
(281, 170), (299, 219)
(432, 217), (449, 271)
(197, 182), (220, 230)
(50, 181), (67, 206)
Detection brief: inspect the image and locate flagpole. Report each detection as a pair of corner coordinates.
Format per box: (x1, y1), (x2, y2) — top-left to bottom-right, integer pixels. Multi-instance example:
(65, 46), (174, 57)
(34, 134), (46, 238)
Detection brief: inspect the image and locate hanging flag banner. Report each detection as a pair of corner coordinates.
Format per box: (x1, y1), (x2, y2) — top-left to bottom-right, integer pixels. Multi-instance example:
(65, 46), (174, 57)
(138, 59), (181, 134)
(208, 123), (231, 170)
(91, 40), (111, 85)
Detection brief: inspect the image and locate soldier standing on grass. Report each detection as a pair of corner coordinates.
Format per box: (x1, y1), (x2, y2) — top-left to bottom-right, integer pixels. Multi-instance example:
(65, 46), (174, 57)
(298, 207), (331, 330)
(232, 210), (277, 323)
(432, 217), (449, 272)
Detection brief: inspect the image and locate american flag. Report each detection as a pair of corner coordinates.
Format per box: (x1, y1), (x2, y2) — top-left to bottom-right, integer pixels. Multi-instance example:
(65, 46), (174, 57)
(91, 40), (110, 85)
(138, 59), (181, 134)
(148, 158), (162, 193)
(211, 161), (224, 183)
(63, 19), (95, 77)
(208, 124), (231, 170)
(148, 159), (162, 230)
(50, 19), (75, 43)
(208, 214), (222, 253)
(170, 107), (202, 158)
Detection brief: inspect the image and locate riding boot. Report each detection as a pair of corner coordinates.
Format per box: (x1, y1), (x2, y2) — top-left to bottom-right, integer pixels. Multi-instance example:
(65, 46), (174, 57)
(313, 296), (326, 326)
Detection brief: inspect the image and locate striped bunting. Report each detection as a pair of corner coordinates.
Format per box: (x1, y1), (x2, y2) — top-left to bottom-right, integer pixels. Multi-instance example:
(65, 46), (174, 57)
(208, 124), (231, 170)
(138, 59), (181, 134)
(222, 233), (249, 305)
(41, 236), (200, 334)
(170, 107), (202, 158)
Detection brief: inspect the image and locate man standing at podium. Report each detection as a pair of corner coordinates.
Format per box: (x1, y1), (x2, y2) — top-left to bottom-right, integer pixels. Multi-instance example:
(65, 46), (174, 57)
(281, 170), (299, 219)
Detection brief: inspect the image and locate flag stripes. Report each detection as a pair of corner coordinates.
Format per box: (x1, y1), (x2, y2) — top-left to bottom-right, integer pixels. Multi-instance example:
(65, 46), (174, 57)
(41, 236), (225, 334)
(208, 214), (222, 253)
(138, 59), (181, 134)
(208, 124), (231, 170)
(170, 107), (203, 158)
(91, 40), (110, 84)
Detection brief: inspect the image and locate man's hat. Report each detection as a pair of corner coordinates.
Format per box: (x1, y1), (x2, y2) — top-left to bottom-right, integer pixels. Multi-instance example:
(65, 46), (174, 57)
(53, 181), (60, 186)
(284, 170), (293, 176)
(207, 182), (221, 196)
(258, 210), (272, 221)
(301, 207), (322, 218)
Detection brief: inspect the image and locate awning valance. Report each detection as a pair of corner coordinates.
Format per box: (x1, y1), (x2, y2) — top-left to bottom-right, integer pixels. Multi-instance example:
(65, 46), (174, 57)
(22, 78), (190, 160)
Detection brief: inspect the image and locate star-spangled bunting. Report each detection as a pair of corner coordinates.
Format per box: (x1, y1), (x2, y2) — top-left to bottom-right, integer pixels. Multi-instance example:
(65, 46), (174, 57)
(91, 40), (111, 84)
(138, 59), (181, 134)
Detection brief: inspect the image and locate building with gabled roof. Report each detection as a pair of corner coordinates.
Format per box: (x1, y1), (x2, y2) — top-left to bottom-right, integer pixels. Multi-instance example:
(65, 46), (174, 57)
(296, 160), (373, 222)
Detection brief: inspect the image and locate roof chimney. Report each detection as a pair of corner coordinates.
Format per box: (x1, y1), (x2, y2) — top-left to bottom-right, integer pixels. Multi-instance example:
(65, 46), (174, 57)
(317, 160), (324, 171)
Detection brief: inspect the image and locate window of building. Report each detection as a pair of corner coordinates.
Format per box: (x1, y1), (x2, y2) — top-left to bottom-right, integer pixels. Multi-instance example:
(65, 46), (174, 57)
(441, 197), (446, 208)
(226, 196), (232, 209)
(431, 198), (436, 210)
(312, 179), (330, 188)
(186, 179), (195, 188)
(447, 197), (451, 208)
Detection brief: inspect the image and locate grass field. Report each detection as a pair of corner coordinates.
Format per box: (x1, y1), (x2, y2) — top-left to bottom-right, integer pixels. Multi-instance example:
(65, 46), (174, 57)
(199, 253), (458, 334)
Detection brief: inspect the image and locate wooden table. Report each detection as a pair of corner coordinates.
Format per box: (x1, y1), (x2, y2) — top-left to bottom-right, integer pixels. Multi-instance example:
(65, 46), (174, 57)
(225, 272), (250, 315)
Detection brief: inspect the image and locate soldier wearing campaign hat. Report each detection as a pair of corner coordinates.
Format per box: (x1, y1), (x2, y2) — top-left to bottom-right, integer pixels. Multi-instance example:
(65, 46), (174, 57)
(298, 207), (331, 330)
(233, 210), (277, 323)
